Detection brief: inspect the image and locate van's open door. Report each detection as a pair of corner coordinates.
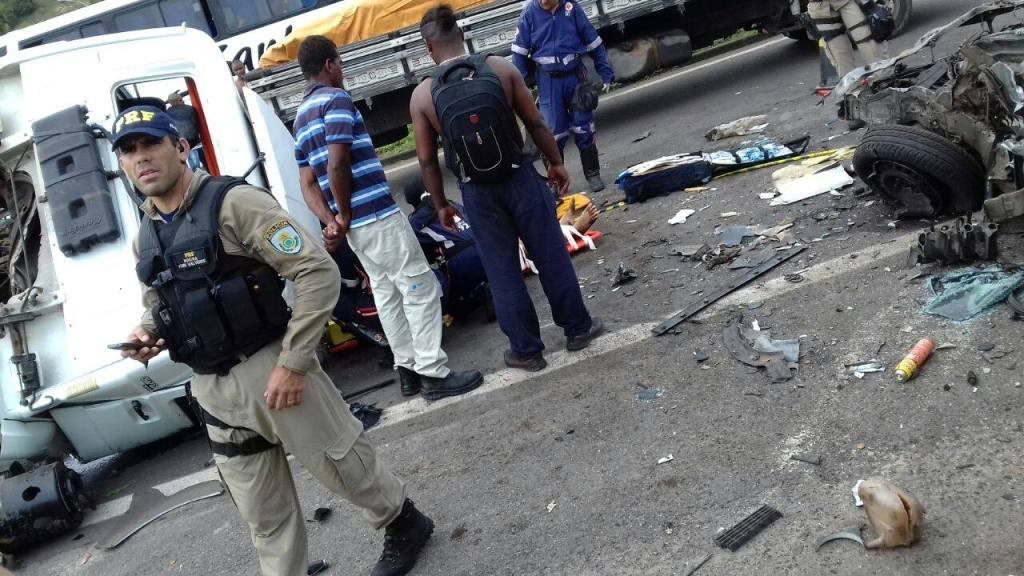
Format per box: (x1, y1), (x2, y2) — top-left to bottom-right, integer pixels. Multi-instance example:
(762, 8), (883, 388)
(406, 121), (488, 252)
(241, 86), (321, 240)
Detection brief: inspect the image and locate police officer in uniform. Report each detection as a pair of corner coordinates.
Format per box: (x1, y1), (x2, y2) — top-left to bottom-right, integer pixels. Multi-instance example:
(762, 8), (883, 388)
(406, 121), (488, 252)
(114, 106), (433, 576)
(512, 0), (614, 193)
(808, 0), (885, 78)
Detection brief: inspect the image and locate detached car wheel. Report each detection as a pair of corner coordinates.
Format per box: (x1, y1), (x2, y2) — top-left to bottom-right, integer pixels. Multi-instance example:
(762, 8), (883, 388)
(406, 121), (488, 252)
(853, 124), (984, 218)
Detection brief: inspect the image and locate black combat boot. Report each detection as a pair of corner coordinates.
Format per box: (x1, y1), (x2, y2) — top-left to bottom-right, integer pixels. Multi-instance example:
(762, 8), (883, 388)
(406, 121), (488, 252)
(370, 499), (434, 576)
(579, 145), (605, 193)
(397, 367), (421, 397)
(419, 370), (483, 401)
(566, 317), (606, 352)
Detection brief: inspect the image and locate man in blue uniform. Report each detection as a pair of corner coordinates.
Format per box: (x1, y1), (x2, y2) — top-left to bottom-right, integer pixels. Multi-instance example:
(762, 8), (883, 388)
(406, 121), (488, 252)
(403, 184), (490, 320)
(512, 0), (614, 192)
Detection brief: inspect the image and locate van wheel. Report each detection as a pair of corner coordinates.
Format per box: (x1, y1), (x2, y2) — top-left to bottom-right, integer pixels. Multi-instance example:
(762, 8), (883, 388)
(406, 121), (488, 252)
(853, 124), (984, 218)
(881, 0), (912, 37)
(783, 29), (815, 44)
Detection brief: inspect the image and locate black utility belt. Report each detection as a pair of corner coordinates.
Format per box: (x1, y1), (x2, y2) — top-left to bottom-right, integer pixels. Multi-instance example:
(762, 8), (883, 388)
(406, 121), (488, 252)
(190, 337), (273, 376)
(541, 66), (581, 79)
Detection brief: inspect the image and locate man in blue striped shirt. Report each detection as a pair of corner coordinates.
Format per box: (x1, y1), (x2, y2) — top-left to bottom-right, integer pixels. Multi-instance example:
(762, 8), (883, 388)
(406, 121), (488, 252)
(293, 36), (482, 407)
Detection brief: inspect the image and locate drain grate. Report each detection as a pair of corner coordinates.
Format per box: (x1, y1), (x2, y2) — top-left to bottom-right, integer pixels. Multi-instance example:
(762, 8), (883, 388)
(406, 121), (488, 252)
(713, 504), (782, 551)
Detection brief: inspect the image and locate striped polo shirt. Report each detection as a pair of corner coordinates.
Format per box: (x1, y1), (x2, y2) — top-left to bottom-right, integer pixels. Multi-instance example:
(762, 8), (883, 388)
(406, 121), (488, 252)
(293, 83), (398, 228)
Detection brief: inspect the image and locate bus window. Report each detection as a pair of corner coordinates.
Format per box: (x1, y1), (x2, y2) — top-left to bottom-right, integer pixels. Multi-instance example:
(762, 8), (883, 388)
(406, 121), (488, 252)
(214, 0), (272, 35)
(268, 0), (307, 17)
(44, 28), (81, 43)
(159, 0), (215, 35)
(113, 5), (163, 32)
(81, 21), (107, 38)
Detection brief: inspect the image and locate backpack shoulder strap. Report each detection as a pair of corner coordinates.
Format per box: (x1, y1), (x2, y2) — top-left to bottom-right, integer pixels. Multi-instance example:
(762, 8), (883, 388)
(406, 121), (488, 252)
(435, 53), (495, 85)
(469, 53), (492, 69)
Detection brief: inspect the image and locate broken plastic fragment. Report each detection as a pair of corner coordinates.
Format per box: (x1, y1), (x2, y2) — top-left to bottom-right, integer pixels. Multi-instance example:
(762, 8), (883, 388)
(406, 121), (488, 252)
(845, 361), (884, 375)
(612, 263), (638, 287)
(718, 225), (757, 247)
(790, 453), (821, 465)
(637, 387), (665, 403)
(852, 479), (865, 507)
(668, 208), (697, 225)
(705, 115), (769, 141)
(925, 266), (1024, 322)
(633, 129), (653, 142)
(546, 501), (557, 513)
(817, 527), (864, 549)
(307, 560), (329, 576)
(770, 166), (854, 206)
(657, 454), (674, 465)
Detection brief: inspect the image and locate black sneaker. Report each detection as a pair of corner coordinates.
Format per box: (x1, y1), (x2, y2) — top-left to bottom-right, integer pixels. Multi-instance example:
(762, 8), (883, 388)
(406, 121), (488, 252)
(397, 367), (421, 397)
(370, 499), (434, 576)
(566, 318), (605, 352)
(503, 350), (547, 372)
(420, 370), (483, 401)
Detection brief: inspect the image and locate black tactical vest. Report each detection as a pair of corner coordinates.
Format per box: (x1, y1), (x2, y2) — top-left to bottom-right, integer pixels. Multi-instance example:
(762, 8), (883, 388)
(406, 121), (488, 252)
(135, 176), (290, 375)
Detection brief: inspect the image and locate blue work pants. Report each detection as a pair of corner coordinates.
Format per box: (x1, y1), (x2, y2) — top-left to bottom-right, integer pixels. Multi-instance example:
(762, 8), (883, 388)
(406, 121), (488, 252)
(537, 70), (596, 153)
(459, 162), (592, 357)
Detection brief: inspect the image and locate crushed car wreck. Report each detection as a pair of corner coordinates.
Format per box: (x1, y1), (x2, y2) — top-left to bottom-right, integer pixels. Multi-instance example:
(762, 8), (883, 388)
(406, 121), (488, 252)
(841, 0), (1024, 218)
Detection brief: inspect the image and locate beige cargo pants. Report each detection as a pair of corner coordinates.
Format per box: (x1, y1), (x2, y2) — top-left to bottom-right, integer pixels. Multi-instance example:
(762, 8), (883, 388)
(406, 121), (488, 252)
(808, 0), (885, 77)
(191, 339), (405, 576)
(347, 212), (450, 379)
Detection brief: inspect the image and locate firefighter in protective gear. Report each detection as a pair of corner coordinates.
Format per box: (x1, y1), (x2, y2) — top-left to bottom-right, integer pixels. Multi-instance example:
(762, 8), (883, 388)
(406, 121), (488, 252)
(808, 0), (885, 79)
(512, 0), (614, 193)
(113, 106), (434, 576)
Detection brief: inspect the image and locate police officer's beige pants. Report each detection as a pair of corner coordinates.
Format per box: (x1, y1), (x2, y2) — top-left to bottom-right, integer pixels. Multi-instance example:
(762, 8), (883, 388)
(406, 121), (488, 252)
(191, 339), (406, 576)
(808, 0), (885, 77)
(347, 212), (450, 379)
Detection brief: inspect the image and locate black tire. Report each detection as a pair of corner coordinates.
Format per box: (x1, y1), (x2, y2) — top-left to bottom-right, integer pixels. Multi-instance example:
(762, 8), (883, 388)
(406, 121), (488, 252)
(853, 124), (984, 218)
(783, 28), (816, 44)
(881, 0), (912, 38)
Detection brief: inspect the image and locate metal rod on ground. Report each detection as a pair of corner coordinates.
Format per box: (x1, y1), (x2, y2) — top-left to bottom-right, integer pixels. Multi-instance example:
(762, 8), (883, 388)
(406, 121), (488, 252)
(684, 553), (713, 576)
(652, 246), (808, 335)
(342, 378), (396, 402)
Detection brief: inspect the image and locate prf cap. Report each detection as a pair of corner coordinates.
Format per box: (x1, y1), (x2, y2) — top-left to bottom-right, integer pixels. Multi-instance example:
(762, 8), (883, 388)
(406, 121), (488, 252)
(110, 105), (180, 148)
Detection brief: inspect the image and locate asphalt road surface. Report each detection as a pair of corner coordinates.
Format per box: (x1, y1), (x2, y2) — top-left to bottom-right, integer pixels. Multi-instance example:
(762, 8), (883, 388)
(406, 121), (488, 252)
(19, 1), (1024, 574)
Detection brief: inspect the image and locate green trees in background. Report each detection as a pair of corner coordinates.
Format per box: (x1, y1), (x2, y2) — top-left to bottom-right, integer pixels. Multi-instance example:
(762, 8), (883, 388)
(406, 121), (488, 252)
(0, 0), (38, 34)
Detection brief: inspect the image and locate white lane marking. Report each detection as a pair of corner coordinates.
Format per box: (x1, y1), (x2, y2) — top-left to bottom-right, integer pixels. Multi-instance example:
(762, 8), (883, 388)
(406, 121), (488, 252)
(81, 452), (293, 526)
(384, 37), (789, 175)
(377, 321), (657, 427)
(81, 495), (133, 528)
(377, 232), (917, 430)
(154, 467), (220, 497)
